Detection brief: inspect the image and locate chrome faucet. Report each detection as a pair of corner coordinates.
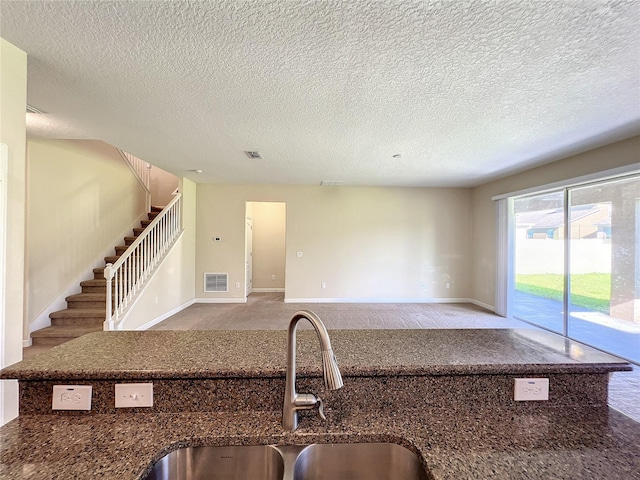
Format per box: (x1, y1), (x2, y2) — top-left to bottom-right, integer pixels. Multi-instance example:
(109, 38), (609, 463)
(283, 310), (343, 431)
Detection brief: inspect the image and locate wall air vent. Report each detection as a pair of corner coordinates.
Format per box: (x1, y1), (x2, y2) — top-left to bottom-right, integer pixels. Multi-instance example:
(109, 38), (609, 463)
(244, 151), (263, 159)
(204, 273), (228, 292)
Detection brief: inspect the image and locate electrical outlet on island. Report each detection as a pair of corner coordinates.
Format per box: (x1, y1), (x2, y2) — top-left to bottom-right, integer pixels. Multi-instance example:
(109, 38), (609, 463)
(514, 378), (549, 401)
(52, 385), (92, 410)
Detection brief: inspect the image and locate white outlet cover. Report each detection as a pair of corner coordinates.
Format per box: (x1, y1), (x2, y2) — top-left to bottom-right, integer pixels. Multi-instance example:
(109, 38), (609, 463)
(514, 378), (549, 401)
(115, 383), (154, 408)
(52, 385), (92, 410)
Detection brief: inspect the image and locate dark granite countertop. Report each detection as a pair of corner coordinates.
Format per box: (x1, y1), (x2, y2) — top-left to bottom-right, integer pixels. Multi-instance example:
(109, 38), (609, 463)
(1, 328), (637, 479)
(0, 328), (631, 381)
(1, 406), (639, 479)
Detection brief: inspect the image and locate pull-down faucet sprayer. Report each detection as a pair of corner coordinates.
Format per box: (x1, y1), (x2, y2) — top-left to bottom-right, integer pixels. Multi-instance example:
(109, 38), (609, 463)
(283, 310), (343, 431)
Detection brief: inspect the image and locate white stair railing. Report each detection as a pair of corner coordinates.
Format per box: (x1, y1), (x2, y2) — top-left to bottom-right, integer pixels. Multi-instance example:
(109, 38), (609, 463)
(104, 193), (182, 330)
(119, 149), (151, 211)
(121, 150), (150, 189)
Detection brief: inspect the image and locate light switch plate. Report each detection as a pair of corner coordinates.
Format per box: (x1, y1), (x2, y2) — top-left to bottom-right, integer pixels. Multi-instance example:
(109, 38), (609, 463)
(115, 383), (154, 408)
(514, 378), (549, 401)
(52, 385), (92, 410)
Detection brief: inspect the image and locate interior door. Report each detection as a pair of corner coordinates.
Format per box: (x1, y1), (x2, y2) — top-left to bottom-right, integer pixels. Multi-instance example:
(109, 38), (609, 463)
(245, 217), (253, 296)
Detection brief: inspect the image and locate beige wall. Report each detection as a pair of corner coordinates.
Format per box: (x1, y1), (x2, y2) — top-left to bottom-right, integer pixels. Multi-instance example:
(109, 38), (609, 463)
(27, 139), (147, 328)
(197, 185), (471, 301)
(121, 178), (197, 330)
(0, 39), (27, 424)
(150, 166), (179, 207)
(249, 202), (286, 290)
(470, 135), (640, 309)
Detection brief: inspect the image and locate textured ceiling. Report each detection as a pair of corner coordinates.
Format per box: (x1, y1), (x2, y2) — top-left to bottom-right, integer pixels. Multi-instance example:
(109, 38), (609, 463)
(1, 0), (639, 187)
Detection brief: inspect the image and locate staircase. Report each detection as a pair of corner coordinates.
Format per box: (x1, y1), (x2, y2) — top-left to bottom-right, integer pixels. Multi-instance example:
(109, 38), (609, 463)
(30, 207), (163, 348)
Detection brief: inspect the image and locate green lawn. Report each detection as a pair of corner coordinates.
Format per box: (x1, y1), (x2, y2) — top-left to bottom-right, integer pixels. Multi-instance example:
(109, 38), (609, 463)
(515, 273), (611, 313)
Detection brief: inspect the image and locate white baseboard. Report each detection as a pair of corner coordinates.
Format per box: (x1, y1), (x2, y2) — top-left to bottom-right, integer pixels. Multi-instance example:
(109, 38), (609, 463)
(468, 298), (496, 312)
(252, 288), (285, 293)
(284, 297), (475, 304)
(195, 297), (247, 304)
(135, 299), (196, 330)
(22, 338), (32, 348)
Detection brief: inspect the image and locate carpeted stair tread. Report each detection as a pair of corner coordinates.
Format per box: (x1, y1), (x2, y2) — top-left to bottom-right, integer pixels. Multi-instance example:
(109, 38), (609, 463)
(49, 308), (105, 327)
(80, 279), (107, 287)
(31, 325), (102, 338)
(92, 266), (135, 279)
(66, 293), (107, 302)
(50, 308), (105, 318)
(80, 278), (110, 293)
(124, 236), (138, 245)
(23, 345), (54, 360)
(104, 255), (121, 264)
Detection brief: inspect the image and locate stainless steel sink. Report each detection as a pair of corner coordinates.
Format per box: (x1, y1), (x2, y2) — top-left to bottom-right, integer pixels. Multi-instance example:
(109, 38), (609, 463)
(143, 445), (285, 480)
(292, 443), (429, 480)
(143, 443), (429, 480)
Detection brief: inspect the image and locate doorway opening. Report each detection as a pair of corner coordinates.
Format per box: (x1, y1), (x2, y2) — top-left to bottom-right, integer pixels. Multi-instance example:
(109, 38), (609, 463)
(245, 202), (287, 299)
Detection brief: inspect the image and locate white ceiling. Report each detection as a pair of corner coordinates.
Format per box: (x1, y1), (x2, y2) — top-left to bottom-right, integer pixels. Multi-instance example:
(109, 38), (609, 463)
(1, 0), (639, 187)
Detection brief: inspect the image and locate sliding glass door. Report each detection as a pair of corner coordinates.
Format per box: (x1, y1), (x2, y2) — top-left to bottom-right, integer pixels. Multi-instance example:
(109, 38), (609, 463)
(567, 176), (639, 362)
(510, 174), (639, 363)
(513, 191), (565, 334)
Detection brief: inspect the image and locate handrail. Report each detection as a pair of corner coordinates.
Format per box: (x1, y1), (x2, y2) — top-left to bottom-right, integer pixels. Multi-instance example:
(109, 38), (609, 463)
(104, 192), (182, 330)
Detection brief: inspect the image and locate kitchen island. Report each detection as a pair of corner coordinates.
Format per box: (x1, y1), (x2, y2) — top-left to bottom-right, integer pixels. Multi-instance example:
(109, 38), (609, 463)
(1, 328), (638, 479)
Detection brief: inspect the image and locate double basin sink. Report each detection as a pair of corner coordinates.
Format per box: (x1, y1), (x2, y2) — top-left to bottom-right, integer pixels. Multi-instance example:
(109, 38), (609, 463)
(144, 442), (430, 480)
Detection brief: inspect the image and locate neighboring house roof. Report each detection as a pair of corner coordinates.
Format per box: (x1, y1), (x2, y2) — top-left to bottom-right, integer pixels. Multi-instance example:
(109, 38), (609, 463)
(516, 204), (602, 229)
(516, 208), (563, 229)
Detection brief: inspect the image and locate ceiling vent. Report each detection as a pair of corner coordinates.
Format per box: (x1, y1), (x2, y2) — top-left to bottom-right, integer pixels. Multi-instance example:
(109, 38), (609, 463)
(244, 151), (263, 159)
(204, 273), (228, 292)
(321, 181), (344, 186)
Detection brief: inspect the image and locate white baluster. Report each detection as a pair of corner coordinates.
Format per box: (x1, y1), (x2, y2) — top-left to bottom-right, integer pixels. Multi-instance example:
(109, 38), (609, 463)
(105, 194), (182, 329)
